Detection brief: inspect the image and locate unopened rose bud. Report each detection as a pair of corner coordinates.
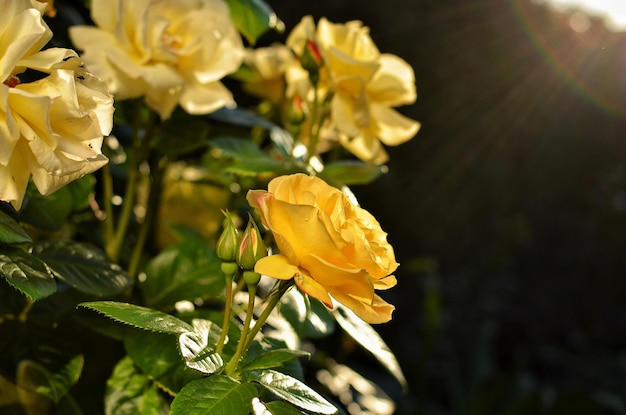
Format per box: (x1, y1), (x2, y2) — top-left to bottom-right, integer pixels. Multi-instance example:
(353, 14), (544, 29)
(237, 214), (266, 271)
(216, 211), (239, 263)
(300, 39), (324, 85)
(286, 95), (306, 125)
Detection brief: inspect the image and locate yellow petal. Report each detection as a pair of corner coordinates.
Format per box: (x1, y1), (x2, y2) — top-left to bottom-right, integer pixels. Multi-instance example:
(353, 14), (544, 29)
(0, 141), (30, 209)
(178, 81), (233, 116)
(372, 103), (420, 146)
(330, 291), (395, 324)
(295, 270), (333, 309)
(367, 54), (416, 106)
(254, 255), (299, 280)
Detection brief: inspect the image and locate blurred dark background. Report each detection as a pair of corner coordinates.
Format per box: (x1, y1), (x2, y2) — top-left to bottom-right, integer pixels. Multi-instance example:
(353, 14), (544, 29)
(273, 0), (626, 413)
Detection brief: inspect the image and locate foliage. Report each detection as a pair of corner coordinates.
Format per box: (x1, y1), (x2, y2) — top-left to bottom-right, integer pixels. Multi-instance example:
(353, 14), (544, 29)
(0, 0), (413, 414)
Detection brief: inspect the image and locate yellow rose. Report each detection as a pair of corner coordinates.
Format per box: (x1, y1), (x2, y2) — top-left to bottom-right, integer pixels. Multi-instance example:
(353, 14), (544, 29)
(69, 0), (245, 119)
(0, 0), (113, 209)
(247, 173), (398, 324)
(286, 16), (420, 164)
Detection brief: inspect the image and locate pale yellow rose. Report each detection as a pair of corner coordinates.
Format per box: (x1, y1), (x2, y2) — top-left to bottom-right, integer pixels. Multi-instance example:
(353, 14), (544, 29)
(286, 16), (420, 164)
(247, 173), (398, 324)
(0, 0), (113, 209)
(70, 0), (245, 119)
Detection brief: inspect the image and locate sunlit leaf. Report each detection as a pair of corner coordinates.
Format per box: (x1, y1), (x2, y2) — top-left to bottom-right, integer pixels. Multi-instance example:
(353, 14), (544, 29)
(0, 210), (32, 245)
(333, 305), (407, 389)
(264, 400), (306, 415)
(16, 355), (83, 404)
(178, 319), (224, 375)
(170, 375), (257, 415)
(79, 301), (193, 334)
(316, 359), (396, 415)
(0, 246), (56, 301)
(280, 290), (335, 339)
(321, 161), (386, 185)
(209, 136), (268, 159)
(227, 158), (283, 177)
(251, 370), (337, 415)
(141, 239), (224, 308)
(125, 331), (202, 395)
(225, 0), (283, 45)
(104, 356), (169, 415)
(33, 240), (133, 297)
(242, 349), (310, 372)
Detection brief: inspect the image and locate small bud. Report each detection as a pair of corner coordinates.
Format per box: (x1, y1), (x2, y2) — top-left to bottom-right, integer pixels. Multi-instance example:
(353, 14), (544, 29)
(300, 39), (324, 85)
(286, 95), (306, 125)
(216, 211), (239, 262)
(237, 214), (266, 271)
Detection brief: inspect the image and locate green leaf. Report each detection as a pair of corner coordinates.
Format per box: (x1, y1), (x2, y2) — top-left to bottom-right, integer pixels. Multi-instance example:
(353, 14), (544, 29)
(33, 240), (133, 297)
(79, 301), (193, 334)
(225, 0), (283, 45)
(20, 183), (74, 230)
(151, 111), (211, 157)
(170, 375), (257, 415)
(227, 158), (284, 177)
(242, 349), (310, 372)
(105, 356), (169, 415)
(125, 331), (202, 395)
(66, 174), (96, 211)
(178, 319), (224, 375)
(0, 246), (56, 301)
(280, 290), (335, 338)
(16, 355), (84, 404)
(251, 370), (337, 415)
(0, 210), (32, 245)
(209, 136), (268, 159)
(264, 400), (307, 415)
(141, 239), (224, 308)
(333, 305), (407, 389)
(205, 107), (275, 130)
(320, 161), (386, 185)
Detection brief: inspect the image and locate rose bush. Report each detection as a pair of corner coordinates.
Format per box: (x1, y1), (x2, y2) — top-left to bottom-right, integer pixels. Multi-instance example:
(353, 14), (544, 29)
(0, 0), (113, 209)
(70, 0), (245, 119)
(247, 173), (398, 324)
(285, 16), (420, 164)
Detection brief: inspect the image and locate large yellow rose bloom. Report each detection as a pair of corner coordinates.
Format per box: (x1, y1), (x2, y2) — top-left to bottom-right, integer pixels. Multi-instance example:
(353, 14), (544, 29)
(247, 174), (398, 324)
(286, 16), (420, 164)
(69, 0), (244, 119)
(0, 0), (113, 209)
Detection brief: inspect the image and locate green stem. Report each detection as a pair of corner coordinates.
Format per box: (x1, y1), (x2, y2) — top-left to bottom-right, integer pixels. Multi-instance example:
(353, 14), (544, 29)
(127, 155), (168, 278)
(224, 279), (294, 377)
(224, 284), (257, 376)
(306, 85), (320, 164)
(216, 269), (236, 354)
(106, 108), (157, 263)
(101, 161), (115, 252)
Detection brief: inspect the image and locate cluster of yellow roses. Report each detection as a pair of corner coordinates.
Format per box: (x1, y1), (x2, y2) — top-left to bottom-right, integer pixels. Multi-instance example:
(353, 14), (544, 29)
(0, 0), (415, 324)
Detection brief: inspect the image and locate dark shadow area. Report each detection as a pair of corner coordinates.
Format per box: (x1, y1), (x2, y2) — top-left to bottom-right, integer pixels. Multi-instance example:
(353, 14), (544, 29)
(272, 0), (626, 413)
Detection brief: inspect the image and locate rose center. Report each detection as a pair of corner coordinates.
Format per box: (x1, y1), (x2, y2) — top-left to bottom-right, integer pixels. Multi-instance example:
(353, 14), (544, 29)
(162, 32), (184, 53)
